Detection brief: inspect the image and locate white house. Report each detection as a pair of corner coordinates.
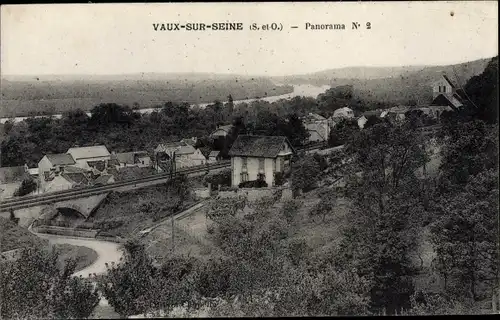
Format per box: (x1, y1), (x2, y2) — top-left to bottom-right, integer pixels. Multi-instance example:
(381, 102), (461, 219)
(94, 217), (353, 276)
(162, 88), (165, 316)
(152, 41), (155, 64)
(228, 135), (295, 187)
(66, 145), (111, 171)
(44, 172), (90, 193)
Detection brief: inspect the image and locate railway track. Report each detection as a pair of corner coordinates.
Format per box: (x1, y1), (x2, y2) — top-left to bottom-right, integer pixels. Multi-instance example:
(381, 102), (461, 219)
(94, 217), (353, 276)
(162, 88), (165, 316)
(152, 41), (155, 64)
(0, 142), (328, 212)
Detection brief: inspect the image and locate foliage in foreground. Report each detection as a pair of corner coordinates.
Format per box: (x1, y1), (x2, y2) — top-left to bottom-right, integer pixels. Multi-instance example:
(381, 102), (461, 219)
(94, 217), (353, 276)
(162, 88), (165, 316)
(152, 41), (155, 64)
(0, 248), (99, 319)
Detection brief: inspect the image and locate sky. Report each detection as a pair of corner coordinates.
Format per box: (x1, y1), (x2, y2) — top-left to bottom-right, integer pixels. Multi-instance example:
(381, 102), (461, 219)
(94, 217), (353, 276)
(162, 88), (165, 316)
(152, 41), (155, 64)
(1, 2), (498, 77)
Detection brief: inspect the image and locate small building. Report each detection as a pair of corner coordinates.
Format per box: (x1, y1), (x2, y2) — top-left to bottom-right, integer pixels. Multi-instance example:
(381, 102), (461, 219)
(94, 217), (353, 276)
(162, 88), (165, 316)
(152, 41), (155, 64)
(302, 113), (330, 143)
(155, 141), (207, 169)
(210, 124), (234, 138)
(110, 151), (152, 169)
(38, 153), (77, 190)
(0, 166), (29, 199)
(228, 135), (295, 187)
(430, 75), (465, 110)
(66, 145), (111, 171)
(44, 172), (90, 193)
(208, 150), (222, 163)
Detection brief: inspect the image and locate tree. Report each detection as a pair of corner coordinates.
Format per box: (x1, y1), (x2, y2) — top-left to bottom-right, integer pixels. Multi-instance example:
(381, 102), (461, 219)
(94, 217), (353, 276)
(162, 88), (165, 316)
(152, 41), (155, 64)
(310, 189), (337, 223)
(99, 240), (159, 317)
(430, 168), (498, 302)
(1, 247), (99, 319)
(14, 177), (38, 197)
(338, 121), (429, 314)
(463, 56), (498, 124)
(328, 118), (359, 147)
(291, 155), (322, 193)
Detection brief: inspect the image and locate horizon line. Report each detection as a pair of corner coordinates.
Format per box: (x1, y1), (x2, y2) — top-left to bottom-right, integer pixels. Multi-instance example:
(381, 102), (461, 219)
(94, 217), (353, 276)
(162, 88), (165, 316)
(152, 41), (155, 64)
(1, 55), (496, 79)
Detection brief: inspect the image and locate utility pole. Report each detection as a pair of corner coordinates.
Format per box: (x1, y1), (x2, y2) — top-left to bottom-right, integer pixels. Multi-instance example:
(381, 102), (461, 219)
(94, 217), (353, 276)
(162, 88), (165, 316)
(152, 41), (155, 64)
(171, 216), (175, 253)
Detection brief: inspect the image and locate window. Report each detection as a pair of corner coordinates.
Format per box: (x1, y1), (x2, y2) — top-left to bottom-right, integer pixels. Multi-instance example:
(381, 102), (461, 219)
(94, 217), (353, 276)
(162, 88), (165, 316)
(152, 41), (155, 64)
(242, 157), (248, 170)
(259, 158), (265, 170)
(241, 172), (249, 182)
(272, 158), (276, 172)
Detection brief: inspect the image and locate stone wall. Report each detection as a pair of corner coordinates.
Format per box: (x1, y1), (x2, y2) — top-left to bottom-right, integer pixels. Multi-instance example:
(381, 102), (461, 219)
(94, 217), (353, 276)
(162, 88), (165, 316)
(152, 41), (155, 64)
(218, 186), (291, 203)
(32, 225), (99, 238)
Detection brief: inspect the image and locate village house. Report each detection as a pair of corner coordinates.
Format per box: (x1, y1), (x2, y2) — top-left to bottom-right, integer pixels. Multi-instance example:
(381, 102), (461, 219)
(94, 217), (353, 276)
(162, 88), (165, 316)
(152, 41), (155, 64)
(302, 113), (330, 143)
(66, 145), (111, 171)
(38, 153), (77, 190)
(208, 150), (222, 163)
(155, 140), (207, 170)
(43, 170), (90, 193)
(430, 74), (466, 110)
(109, 151), (152, 169)
(210, 124), (234, 138)
(329, 107), (355, 126)
(0, 166), (29, 199)
(228, 135), (295, 187)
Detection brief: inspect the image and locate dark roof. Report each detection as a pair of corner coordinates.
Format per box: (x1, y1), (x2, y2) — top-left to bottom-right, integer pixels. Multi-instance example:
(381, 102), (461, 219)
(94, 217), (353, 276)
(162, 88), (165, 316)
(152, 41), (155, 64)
(94, 174), (114, 185)
(430, 94), (463, 110)
(228, 135), (295, 158)
(45, 154), (76, 166)
(362, 110), (382, 117)
(442, 75), (459, 89)
(62, 172), (89, 185)
(0, 166), (27, 184)
(87, 160), (106, 172)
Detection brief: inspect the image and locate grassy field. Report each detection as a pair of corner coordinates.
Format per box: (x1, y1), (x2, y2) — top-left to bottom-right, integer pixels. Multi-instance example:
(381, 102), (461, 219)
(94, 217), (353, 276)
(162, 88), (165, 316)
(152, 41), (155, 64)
(89, 183), (196, 238)
(53, 243), (99, 273)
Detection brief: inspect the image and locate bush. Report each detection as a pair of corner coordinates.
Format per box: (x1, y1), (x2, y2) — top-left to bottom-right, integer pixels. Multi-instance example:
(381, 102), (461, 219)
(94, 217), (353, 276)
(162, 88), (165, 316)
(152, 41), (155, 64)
(14, 178), (37, 197)
(238, 180), (268, 188)
(282, 200), (300, 223)
(274, 172), (285, 186)
(204, 169), (232, 188)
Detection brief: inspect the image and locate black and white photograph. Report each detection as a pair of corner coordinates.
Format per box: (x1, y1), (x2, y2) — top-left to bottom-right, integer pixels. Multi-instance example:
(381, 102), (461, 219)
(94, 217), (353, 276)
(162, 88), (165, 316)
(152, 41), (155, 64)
(0, 2), (498, 318)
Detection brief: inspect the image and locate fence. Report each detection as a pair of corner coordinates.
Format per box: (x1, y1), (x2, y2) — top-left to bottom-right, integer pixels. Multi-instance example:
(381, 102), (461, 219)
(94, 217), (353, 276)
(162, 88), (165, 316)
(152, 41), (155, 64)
(32, 225), (99, 238)
(32, 219), (97, 230)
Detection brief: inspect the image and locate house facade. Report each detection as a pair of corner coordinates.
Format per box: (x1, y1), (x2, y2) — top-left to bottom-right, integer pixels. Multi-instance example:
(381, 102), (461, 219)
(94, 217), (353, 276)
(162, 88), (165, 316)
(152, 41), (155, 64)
(110, 151), (151, 169)
(228, 135), (295, 187)
(302, 113), (329, 143)
(38, 153), (77, 191)
(155, 141), (207, 169)
(211, 124), (234, 138)
(430, 75), (465, 110)
(66, 145), (111, 171)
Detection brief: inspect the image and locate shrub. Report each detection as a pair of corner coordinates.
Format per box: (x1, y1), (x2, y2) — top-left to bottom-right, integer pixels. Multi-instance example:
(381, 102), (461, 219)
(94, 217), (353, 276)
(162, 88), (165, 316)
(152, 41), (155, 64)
(274, 172), (285, 186)
(282, 200), (300, 223)
(14, 178), (37, 197)
(204, 169), (232, 188)
(238, 180), (268, 188)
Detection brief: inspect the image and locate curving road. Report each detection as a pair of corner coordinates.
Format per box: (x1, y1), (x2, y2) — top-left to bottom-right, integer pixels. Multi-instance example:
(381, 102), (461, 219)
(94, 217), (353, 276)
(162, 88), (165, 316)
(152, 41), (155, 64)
(31, 230), (124, 278)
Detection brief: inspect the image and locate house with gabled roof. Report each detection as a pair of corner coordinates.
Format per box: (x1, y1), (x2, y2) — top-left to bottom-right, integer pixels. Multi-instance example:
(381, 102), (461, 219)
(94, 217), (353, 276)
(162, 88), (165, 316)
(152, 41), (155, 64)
(66, 145), (111, 171)
(228, 135), (295, 187)
(155, 140), (207, 169)
(211, 124), (234, 138)
(38, 153), (77, 190)
(430, 74), (466, 110)
(109, 151), (151, 169)
(302, 113), (330, 143)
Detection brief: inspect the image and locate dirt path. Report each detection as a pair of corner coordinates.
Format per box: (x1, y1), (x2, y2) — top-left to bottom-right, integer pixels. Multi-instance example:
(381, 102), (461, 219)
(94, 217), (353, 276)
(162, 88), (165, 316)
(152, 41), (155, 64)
(34, 233), (124, 278)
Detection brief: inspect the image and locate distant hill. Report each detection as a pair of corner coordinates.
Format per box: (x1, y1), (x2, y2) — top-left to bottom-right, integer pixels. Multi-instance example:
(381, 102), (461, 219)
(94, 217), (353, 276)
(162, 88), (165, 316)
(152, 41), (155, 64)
(0, 75), (294, 118)
(273, 58), (493, 105)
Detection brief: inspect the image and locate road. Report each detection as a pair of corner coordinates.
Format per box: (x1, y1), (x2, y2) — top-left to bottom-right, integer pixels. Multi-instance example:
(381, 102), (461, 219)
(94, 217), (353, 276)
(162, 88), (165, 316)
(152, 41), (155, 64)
(30, 228), (124, 278)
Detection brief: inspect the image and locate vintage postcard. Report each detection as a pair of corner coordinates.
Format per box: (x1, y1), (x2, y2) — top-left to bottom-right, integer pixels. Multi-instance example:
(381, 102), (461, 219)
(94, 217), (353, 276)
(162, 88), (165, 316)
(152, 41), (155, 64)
(0, 2), (498, 318)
